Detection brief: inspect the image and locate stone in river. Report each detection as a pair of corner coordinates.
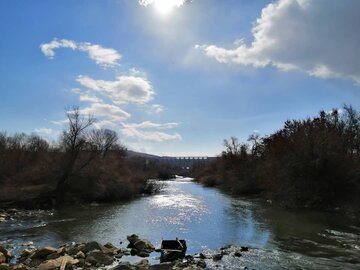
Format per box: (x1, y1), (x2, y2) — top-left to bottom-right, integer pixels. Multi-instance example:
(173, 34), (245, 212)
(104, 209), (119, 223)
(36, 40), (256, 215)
(85, 250), (113, 266)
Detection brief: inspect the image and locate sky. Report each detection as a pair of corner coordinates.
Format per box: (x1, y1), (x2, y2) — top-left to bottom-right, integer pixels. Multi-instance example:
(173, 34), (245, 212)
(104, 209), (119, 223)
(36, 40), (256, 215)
(1, 0), (360, 156)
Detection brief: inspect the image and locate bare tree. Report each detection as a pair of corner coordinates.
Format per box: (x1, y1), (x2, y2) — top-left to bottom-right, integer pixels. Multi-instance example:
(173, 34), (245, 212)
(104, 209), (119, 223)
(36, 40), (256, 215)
(55, 107), (96, 202)
(248, 133), (261, 155)
(89, 129), (123, 158)
(223, 136), (241, 156)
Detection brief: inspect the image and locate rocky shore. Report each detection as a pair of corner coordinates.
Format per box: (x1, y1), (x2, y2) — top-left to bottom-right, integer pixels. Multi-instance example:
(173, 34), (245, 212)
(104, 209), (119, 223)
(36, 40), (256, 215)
(0, 234), (251, 270)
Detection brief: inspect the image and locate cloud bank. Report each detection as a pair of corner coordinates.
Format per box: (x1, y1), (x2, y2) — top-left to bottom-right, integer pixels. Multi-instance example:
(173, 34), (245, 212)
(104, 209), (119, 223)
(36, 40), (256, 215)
(40, 38), (121, 67)
(200, 0), (360, 84)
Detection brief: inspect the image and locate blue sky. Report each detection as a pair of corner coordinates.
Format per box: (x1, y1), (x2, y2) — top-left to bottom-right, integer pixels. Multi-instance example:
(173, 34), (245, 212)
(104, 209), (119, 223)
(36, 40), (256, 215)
(1, 0), (360, 156)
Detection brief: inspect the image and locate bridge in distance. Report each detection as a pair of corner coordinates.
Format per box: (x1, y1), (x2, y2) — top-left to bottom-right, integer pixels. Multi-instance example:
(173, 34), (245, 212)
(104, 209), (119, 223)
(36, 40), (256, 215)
(160, 156), (216, 169)
(127, 150), (216, 169)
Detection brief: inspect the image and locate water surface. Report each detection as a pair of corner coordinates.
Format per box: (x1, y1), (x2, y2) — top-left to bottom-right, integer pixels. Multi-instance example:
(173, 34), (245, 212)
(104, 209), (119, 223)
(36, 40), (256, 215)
(1, 178), (359, 269)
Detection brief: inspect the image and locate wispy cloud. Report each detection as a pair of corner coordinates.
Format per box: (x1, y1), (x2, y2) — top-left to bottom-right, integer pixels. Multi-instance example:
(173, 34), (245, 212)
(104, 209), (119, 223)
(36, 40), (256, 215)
(124, 121), (179, 130)
(138, 0), (187, 8)
(151, 104), (164, 114)
(34, 127), (54, 135)
(121, 121), (181, 142)
(121, 125), (182, 142)
(80, 103), (130, 121)
(40, 38), (121, 67)
(199, 0), (360, 84)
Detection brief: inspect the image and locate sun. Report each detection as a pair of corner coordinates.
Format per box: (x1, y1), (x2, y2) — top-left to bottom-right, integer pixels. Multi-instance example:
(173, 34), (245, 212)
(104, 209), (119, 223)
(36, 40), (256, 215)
(154, 0), (178, 15)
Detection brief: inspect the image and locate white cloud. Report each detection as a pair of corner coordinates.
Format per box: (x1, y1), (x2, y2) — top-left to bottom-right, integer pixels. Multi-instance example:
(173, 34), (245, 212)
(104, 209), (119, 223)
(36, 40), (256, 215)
(200, 0), (360, 84)
(40, 38), (121, 67)
(121, 125), (182, 142)
(79, 93), (103, 104)
(151, 104), (164, 114)
(34, 127), (54, 135)
(77, 75), (154, 104)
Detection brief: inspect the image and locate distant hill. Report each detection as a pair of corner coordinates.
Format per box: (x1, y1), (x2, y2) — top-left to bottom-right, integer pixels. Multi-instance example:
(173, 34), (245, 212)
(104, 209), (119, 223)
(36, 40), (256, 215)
(126, 150), (161, 160)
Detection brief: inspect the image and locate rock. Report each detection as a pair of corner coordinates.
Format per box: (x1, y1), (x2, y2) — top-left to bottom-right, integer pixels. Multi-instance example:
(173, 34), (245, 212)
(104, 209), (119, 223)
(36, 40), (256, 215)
(0, 253), (6, 264)
(6, 209), (17, 214)
(114, 253), (123, 259)
(20, 249), (34, 258)
(10, 264), (28, 270)
(104, 242), (116, 249)
(130, 249), (138, 256)
(199, 253), (206, 259)
(75, 251), (85, 259)
(127, 235), (140, 247)
(85, 251), (113, 266)
(110, 262), (134, 270)
(149, 262), (176, 270)
(196, 260), (206, 269)
(56, 247), (66, 256)
(31, 247), (58, 259)
(46, 252), (61, 260)
(0, 246), (11, 261)
(212, 253), (223, 261)
(66, 247), (80, 256)
(240, 247), (249, 252)
(0, 264), (10, 270)
(135, 259), (150, 269)
(134, 240), (155, 252)
(38, 260), (58, 270)
(22, 242), (33, 247)
(83, 241), (104, 253)
(127, 235), (154, 252)
(234, 251), (242, 257)
(32, 255), (78, 270)
(183, 267), (202, 270)
(138, 251), (150, 257)
(220, 245), (232, 250)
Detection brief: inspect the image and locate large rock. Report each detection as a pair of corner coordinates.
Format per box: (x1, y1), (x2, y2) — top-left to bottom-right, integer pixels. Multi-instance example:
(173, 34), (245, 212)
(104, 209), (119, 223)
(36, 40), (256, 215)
(37, 260), (58, 270)
(0, 253), (6, 264)
(0, 246), (11, 262)
(134, 240), (155, 252)
(82, 241), (113, 254)
(149, 262), (176, 270)
(10, 264), (28, 270)
(36, 255), (79, 270)
(135, 259), (150, 269)
(85, 250), (113, 266)
(0, 264), (10, 270)
(110, 262), (135, 270)
(127, 235), (154, 253)
(31, 247), (58, 259)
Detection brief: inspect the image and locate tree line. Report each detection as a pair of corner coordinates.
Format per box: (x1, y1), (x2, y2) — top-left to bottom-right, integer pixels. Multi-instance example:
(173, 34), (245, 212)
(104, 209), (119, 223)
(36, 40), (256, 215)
(0, 107), (175, 208)
(194, 105), (360, 210)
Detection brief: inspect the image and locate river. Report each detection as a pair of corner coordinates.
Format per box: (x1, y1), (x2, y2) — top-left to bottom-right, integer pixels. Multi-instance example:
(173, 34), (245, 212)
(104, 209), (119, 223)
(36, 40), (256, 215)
(1, 178), (360, 269)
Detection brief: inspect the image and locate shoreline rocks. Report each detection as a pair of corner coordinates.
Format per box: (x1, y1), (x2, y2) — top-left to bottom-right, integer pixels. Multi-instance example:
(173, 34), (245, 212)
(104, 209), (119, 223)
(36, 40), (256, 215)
(0, 236), (251, 270)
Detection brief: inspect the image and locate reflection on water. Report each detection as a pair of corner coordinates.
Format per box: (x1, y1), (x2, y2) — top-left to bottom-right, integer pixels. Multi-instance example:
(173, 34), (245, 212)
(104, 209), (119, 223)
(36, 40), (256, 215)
(1, 178), (359, 269)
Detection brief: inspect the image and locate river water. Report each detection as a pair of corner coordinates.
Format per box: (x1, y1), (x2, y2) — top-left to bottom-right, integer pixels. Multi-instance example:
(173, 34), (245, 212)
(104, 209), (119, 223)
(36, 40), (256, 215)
(1, 178), (360, 269)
